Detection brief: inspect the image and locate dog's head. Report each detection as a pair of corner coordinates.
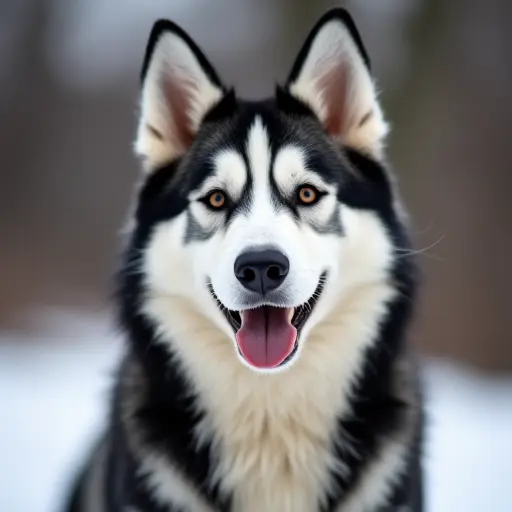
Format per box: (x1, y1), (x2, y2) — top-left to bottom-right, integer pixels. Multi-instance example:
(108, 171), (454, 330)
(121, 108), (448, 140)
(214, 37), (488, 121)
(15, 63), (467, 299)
(122, 9), (408, 373)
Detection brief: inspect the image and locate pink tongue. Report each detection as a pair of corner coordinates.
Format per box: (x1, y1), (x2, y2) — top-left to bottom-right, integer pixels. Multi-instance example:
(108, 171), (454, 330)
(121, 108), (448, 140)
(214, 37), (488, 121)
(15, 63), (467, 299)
(235, 307), (297, 369)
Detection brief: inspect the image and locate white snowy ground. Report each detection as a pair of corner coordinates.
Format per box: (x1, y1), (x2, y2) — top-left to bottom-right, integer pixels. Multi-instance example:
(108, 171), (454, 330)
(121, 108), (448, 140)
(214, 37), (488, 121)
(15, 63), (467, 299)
(1, 309), (511, 512)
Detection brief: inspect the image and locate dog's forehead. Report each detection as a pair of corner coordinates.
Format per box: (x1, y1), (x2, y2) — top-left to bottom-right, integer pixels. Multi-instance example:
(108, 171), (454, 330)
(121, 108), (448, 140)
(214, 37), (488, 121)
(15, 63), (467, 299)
(178, 99), (347, 210)
(205, 104), (325, 189)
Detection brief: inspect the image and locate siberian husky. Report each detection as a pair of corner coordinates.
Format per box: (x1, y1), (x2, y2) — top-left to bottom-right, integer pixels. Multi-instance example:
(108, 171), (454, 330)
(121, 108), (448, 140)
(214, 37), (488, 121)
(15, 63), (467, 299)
(66, 8), (424, 512)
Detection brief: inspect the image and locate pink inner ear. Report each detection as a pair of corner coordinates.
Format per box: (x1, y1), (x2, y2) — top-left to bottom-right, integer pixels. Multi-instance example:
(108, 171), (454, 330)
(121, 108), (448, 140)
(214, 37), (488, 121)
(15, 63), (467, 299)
(319, 61), (349, 138)
(162, 70), (195, 152)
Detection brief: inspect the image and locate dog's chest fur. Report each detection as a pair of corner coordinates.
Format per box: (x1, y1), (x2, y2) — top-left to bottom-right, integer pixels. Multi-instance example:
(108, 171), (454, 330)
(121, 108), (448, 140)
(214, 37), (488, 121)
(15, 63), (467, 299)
(201, 362), (342, 512)
(143, 282), (398, 512)
(205, 374), (337, 512)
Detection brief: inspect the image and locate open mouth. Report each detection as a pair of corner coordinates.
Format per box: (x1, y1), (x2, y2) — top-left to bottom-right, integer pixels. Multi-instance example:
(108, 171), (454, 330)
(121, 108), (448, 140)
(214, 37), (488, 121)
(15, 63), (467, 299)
(209, 273), (326, 369)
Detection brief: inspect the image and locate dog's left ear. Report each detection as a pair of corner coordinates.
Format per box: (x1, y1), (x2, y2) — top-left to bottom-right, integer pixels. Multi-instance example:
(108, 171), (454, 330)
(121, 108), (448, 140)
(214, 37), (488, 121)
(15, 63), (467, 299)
(135, 20), (226, 171)
(285, 9), (388, 158)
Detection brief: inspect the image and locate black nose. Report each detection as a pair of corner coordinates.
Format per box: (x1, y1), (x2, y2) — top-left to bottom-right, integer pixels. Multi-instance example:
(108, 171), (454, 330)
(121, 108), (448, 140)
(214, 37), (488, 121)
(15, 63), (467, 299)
(234, 249), (290, 295)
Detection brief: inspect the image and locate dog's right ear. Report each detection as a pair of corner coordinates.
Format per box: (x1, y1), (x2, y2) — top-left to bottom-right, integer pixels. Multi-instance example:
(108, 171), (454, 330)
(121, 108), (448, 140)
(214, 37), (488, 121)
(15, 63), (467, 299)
(135, 20), (226, 171)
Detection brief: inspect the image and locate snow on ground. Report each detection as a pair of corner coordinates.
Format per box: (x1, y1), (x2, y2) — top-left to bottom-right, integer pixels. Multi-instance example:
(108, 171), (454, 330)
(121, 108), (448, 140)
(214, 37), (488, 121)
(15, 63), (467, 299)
(1, 308), (511, 512)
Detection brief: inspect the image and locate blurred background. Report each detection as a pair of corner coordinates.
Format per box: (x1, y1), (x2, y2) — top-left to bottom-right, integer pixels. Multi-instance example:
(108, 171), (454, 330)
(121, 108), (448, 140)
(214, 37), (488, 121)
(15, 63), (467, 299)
(1, 0), (511, 511)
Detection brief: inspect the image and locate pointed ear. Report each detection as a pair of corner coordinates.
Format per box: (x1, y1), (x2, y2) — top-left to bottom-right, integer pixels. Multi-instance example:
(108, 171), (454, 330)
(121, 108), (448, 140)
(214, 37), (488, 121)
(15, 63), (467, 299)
(135, 20), (226, 171)
(285, 9), (389, 158)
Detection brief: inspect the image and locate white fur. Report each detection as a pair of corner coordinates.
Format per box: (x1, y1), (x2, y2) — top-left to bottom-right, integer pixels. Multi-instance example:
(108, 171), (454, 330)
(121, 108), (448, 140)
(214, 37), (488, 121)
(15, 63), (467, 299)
(288, 19), (388, 158)
(139, 117), (399, 510)
(135, 30), (223, 170)
(341, 438), (411, 512)
(138, 453), (216, 512)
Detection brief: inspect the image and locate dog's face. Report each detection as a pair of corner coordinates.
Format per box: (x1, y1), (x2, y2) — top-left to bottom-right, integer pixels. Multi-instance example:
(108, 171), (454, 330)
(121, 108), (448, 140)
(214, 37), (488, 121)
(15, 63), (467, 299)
(126, 10), (401, 373)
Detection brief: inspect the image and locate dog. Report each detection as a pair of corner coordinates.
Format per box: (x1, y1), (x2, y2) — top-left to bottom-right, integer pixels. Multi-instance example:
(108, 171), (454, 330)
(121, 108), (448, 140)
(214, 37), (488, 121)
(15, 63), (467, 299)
(65, 8), (424, 512)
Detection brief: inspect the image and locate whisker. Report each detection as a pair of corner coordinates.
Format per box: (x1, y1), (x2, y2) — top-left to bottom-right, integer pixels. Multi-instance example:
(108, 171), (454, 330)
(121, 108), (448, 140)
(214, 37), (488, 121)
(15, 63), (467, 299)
(395, 234), (446, 261)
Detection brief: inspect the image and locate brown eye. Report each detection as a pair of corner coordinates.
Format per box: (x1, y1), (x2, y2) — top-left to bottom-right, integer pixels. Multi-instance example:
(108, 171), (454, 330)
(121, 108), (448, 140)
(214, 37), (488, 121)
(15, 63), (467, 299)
(208, 190), (226, 209)
(297, 186), (318, 205)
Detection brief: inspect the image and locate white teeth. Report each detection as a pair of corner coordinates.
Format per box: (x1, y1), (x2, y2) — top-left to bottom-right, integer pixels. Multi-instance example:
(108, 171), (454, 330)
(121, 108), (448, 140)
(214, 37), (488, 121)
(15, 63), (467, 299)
(288, 308), (295, 322)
